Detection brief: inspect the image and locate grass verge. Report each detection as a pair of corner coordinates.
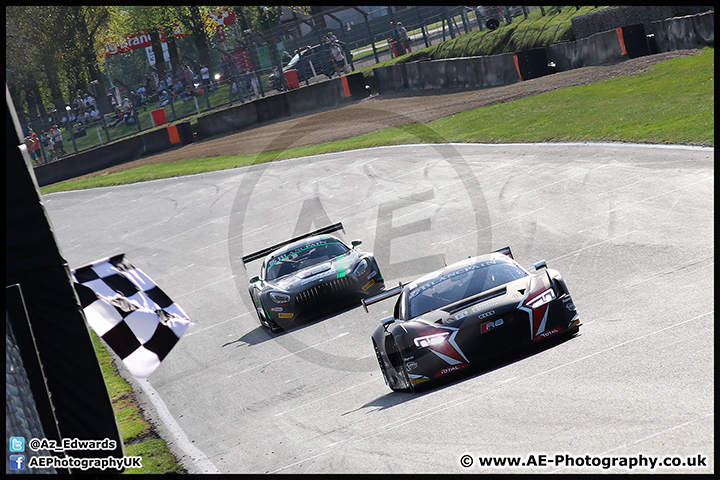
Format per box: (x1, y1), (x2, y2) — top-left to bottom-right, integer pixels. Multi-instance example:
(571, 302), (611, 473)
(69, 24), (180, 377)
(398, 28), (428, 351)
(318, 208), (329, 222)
(91, 332), (187, 474)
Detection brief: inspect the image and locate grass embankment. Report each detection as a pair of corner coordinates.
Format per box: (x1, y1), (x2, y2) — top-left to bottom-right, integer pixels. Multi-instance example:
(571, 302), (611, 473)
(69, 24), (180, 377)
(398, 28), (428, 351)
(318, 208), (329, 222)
(41, 47), (714, 195)
(92, 333), (186, 474)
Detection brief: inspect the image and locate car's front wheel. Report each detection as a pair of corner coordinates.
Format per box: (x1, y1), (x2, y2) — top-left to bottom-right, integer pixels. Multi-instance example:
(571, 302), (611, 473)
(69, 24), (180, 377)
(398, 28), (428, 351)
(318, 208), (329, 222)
(375, 337), (413, 392)
(255, 301), (282, 333)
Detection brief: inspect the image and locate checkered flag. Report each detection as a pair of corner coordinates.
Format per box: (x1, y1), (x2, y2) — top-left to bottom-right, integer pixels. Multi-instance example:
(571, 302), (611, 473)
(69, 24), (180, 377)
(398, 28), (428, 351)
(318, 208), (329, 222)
(72, 254), (193, 378)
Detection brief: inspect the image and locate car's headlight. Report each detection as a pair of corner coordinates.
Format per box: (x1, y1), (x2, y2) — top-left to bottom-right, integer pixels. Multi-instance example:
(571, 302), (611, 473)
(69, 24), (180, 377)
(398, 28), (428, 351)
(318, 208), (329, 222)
(527, 288), (556, 309)
(269, 292), (290, 304)
(413, 332), (449, 348)
(353, 258), (369, 277)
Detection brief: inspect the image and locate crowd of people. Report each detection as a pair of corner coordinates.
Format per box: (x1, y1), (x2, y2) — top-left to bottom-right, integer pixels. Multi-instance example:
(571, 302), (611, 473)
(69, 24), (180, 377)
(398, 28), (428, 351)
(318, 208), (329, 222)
(23, 125), (65, 166)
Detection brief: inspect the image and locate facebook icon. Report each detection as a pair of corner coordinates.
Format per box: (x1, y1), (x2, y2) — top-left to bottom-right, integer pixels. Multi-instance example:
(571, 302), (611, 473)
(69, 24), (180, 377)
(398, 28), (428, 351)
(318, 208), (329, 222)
(9, 454), (25, 471)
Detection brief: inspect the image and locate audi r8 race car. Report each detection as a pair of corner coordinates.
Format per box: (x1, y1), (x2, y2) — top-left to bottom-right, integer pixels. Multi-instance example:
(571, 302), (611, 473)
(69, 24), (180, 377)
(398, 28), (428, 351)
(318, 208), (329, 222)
(242, 223), (385, 332)
(363, 247), (580, 391)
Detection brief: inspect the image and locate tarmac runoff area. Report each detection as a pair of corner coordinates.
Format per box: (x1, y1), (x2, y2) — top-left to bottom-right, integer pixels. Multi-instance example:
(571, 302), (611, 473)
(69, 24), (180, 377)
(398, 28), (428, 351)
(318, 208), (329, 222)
(43, 142), (714, 474)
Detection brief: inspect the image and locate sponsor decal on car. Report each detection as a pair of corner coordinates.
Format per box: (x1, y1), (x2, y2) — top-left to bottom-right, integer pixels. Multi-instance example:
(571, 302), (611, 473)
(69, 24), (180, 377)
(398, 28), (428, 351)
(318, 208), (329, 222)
(278, 313), (294, 319)
(362, 279), (375, 291)
(406, 361), (418, 371)
(300, 268), (337, 285)
(480, 317), (503, 333)
(471, 298), (503, 313)
(270, 307), (284, 312)
(434, 363), (469, 378)
(534, 326), (562, 341)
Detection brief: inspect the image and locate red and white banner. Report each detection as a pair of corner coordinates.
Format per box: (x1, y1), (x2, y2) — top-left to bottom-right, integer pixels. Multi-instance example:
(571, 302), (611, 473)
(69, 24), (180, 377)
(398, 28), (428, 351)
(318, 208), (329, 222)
(100, 8), (236, 58)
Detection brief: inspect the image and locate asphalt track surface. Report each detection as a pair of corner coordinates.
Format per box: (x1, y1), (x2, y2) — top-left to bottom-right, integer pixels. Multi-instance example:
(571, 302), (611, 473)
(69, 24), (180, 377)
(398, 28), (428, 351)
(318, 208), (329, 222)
(43, 142), (714, 474)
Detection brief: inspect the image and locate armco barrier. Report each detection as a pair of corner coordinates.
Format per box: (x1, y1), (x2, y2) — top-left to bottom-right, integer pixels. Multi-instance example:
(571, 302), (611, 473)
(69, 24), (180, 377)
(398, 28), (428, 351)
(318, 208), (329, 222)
(196, 102), (258, 139)
(651, 10), (714, 52)
(34, 122), (193, 187)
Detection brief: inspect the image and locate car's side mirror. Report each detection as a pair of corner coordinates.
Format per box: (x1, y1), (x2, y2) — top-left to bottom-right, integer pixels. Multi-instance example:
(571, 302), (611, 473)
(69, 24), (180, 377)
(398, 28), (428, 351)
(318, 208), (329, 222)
(249, 276), (260, 283)
(380, 316), (395, 331)
(351, 240), (362, 248)
(534, 260), (547, 271)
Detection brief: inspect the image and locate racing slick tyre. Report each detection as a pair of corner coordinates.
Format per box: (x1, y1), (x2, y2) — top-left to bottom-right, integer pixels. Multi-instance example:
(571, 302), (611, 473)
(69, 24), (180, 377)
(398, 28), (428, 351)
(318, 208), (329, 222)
(257, 307), (282, 333)
(375, 338), (414, 392)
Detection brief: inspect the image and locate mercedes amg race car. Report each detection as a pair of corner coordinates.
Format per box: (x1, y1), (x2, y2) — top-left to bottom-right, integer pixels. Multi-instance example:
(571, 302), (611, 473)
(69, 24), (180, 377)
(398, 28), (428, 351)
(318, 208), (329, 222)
(363, 247), (580, 391)
(242, 223), (385, 332)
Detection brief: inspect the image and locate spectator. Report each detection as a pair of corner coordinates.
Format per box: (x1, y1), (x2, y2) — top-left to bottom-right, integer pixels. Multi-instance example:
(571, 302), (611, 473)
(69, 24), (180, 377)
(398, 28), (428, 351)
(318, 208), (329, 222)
(83, 110), (91, 125)
(389, 21), (405, 56)
(122, 96), (131, 109)
(51, 125), (65, 155)
(330, 40), (347, 75)
(220, 57), (229, 79)
(200, 64), (211, 91)
(73, 92), (84, 113)
(25, 135), (38, 165)
(123, 109), (136, 126)
(281, 51), (292, 66)
(176, 65), (186, 86)
(90, 107), (101, 123)
(397, 22), (411, 53)
(83, 93), (93, 111)
(174, 78), (184, 97)
(183, 84), (194, 101)
(27, 130), (42, 165)
(159, 89), (170, 107)
(183, 64), (194, 87)
(327, 31), (337, 43)
(46, 134), (56, 162)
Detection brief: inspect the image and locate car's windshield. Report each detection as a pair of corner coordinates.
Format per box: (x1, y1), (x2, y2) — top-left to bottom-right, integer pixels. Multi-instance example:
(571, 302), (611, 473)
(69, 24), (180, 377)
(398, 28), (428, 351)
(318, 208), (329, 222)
(265, 240), (349, 280)
(407, 259), (528, 318)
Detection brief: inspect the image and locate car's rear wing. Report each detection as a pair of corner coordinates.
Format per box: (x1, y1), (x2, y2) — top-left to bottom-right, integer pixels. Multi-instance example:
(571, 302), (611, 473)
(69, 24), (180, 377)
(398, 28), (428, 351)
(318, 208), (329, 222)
(361, 282), (404, 313)
(241, 222), (345, 266)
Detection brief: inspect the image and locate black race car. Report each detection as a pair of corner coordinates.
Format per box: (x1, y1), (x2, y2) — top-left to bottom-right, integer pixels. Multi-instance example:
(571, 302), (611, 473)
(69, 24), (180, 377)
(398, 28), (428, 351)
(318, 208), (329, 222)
(242, 223), (384, 332)
(363, 247), (580, 391)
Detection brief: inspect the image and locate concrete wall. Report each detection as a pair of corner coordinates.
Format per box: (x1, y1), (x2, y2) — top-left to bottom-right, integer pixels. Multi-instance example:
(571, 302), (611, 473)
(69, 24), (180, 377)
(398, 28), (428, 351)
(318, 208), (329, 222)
(375, 53), (521, 94)
(196, 102), (258, 139)
(548, 29), (625, 72)
(36, 73), (370, 187)
(572, 6), (713, 39)
(374, 10), (713, 93)
(34, 122), (193, 187)
(651, 10), (714, 52)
